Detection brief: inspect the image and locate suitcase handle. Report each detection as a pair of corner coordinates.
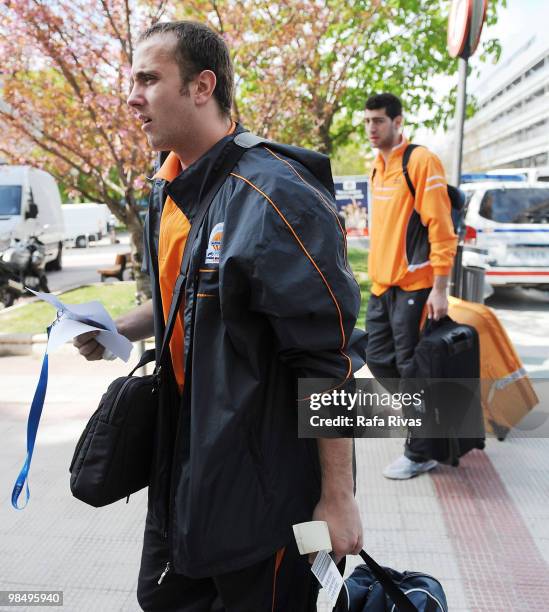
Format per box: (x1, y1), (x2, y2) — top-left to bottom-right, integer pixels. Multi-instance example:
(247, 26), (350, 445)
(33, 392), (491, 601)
(422, 315), (452, 333)
(443, 329), (473, 355)
(423, 317), (474, 356)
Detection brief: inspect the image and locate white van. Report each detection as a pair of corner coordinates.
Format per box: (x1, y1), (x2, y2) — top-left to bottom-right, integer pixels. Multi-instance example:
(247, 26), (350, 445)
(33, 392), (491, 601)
(0, 165), (65, 270)
(62, 203), (109, 248)
(460, 181), (549, 288)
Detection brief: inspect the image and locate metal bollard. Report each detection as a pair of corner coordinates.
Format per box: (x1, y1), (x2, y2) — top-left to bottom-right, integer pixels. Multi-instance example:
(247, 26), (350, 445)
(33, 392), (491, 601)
(460, 265), (485, 303)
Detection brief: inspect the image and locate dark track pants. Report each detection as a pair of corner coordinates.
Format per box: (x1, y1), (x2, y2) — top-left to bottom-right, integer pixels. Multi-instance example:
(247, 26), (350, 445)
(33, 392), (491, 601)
(365, 286), (432, 462)
(136, 514), (319, 612)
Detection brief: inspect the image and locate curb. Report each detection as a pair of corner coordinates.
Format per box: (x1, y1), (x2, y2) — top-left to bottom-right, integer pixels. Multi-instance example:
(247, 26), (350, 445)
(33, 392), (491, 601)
(0, 333), (50, 357)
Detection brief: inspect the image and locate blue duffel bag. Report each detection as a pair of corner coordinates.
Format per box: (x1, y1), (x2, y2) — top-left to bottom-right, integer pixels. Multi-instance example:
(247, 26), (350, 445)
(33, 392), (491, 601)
(334, 550), (448, 612)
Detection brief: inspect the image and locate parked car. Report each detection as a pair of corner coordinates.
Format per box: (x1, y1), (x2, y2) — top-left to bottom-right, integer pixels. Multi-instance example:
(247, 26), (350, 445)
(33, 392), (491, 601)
(0, 165), (65, 270)
(460, 181), (549, 289)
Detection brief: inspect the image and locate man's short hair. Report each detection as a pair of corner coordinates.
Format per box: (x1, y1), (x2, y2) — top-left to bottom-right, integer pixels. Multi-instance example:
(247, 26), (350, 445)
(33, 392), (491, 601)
(139, 21), (234, 117)
(365, 93), (402, 120)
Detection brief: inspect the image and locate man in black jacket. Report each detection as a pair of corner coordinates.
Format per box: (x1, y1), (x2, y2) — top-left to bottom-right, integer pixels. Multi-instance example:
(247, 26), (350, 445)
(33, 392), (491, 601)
(75, 20), (364, 611)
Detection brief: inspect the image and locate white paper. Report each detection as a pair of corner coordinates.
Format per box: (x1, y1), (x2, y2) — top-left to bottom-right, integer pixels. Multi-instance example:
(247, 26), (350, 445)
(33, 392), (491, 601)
(311, 550), (344, 605)
(293, 521), (332, 555)
(28, 289), (133, 362)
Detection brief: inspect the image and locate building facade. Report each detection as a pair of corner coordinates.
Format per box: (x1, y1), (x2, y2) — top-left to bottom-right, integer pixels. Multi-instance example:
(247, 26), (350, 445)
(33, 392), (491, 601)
(463, 36), (549, 172)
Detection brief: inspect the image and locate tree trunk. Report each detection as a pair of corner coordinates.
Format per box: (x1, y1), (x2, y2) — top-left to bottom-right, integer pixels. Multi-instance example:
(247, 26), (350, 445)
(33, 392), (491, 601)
(318, 116), (334, 156)
(125, 209), (152, 302)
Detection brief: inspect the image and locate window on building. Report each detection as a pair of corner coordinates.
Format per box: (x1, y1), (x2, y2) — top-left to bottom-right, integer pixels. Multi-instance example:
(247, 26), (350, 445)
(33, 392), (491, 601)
(525, 58), (545, 78)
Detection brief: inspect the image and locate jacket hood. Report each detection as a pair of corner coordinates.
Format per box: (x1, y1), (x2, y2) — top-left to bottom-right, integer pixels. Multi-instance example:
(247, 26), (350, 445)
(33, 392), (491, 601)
(153, 126), (335, 198)
(258, 140), (335, 197)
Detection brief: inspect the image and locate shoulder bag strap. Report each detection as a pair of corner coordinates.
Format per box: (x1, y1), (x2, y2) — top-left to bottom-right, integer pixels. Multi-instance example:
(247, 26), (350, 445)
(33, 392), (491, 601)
(402, 143), (421, 198)
(155, 132), (257, 371)
(359, 550), (419, 612)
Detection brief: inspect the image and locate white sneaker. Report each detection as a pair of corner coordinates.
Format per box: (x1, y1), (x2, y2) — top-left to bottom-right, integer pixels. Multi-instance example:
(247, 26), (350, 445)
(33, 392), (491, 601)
(382, 455), (438, 480)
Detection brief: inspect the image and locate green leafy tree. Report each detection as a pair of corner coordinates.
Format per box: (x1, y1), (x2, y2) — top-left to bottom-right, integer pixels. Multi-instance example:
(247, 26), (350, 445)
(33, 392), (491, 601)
(0, 0), (504, 300)
(0, 0), (171, 297)
(181, 0), (504, 153)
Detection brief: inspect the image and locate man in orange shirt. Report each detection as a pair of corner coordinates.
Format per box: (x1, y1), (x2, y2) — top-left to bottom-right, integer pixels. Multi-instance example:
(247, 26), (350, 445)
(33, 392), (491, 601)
(74, 20), (364, 610)
(364, 93), (457, 480)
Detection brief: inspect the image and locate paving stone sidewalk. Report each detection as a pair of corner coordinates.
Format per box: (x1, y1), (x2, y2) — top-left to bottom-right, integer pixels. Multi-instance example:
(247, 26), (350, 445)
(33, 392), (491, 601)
(1, 346), (548, 611)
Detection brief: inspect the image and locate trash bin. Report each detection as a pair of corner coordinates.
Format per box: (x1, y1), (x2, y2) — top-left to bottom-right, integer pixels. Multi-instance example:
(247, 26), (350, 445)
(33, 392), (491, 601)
(460, 265), (485, 303)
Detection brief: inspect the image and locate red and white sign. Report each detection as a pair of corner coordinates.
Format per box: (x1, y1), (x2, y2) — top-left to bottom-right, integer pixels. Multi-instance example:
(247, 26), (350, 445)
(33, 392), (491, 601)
(448, 0), (472, 58)
(447, 0), (487, 59)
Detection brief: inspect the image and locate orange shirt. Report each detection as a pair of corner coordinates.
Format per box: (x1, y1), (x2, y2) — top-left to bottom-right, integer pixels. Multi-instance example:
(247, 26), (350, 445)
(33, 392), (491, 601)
(153, 123), (235, 391)
(368, 136), (457, 296)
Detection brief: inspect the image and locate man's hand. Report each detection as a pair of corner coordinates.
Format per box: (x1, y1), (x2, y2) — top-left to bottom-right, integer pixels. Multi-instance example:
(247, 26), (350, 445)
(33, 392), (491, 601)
(311, 492), (363, 563)
(426, 287), (448, 321)
(426, 274), (450, 321)
(73, 301), (154, 362)
(73, 330), (104, 361)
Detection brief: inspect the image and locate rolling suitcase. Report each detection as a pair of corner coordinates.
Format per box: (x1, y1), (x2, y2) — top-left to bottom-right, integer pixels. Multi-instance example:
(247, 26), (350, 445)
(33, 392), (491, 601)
(406, 317), (485, 466)
(448, 297), (539, 439)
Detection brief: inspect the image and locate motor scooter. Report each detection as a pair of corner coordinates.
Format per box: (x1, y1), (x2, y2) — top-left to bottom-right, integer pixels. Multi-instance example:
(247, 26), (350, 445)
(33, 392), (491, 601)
(0, 258), (24, 308)
(0, 233), (49, 307)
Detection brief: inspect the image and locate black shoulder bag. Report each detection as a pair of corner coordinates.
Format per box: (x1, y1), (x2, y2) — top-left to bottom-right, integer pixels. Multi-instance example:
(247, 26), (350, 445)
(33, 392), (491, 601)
(69, 133), (256, 507)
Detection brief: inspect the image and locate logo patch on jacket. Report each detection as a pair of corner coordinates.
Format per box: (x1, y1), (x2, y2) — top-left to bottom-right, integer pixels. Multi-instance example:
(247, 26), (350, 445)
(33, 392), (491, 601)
(205, 222), (224, 264)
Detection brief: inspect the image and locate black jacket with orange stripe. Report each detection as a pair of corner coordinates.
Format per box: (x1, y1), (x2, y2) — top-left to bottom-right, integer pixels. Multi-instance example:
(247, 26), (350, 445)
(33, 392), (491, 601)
(143, 125), (365, 578)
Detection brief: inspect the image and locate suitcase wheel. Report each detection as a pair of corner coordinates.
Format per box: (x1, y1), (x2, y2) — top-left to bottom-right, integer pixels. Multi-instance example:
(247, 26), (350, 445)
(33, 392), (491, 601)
(489, 421), (509, 442)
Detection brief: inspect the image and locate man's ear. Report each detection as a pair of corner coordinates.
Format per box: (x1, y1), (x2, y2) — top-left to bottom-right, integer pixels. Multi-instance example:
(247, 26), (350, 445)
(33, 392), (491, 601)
(394, 115), (403, 131)
(194, 69), (217, 106)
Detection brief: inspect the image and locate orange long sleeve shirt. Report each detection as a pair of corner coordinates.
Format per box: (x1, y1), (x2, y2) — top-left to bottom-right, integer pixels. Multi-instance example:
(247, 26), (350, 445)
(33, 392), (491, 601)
(368, 137), (457, 296)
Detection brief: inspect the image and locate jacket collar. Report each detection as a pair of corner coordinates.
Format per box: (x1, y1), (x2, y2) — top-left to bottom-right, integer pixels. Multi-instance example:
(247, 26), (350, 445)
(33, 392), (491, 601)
(162, 123), (246, 222)
(374, 134), (409, 171)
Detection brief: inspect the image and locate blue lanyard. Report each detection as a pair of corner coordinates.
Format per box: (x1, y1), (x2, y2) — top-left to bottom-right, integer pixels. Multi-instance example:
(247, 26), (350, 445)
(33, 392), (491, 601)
(11, 326), (51, 509)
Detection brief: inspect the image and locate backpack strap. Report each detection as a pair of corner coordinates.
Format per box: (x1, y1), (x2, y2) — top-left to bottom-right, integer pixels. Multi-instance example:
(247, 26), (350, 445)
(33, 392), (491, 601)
(402, 143), (422, 198)
(233, 132), (268, 148)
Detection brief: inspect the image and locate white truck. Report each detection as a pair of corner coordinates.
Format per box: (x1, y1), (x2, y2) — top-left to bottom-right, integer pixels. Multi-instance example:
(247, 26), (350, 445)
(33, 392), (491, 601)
(62, 203), (110, 248)
(0, 165), (65, 270)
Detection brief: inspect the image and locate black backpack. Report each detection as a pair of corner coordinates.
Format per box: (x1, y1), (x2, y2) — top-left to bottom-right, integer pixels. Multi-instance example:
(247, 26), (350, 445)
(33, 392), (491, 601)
(402, 144), (466, 235)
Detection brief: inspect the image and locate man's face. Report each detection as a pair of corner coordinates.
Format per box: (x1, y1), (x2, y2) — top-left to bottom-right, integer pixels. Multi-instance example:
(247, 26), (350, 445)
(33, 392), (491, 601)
(364, 108), (401, 150)
(127, 34), (195, 152)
